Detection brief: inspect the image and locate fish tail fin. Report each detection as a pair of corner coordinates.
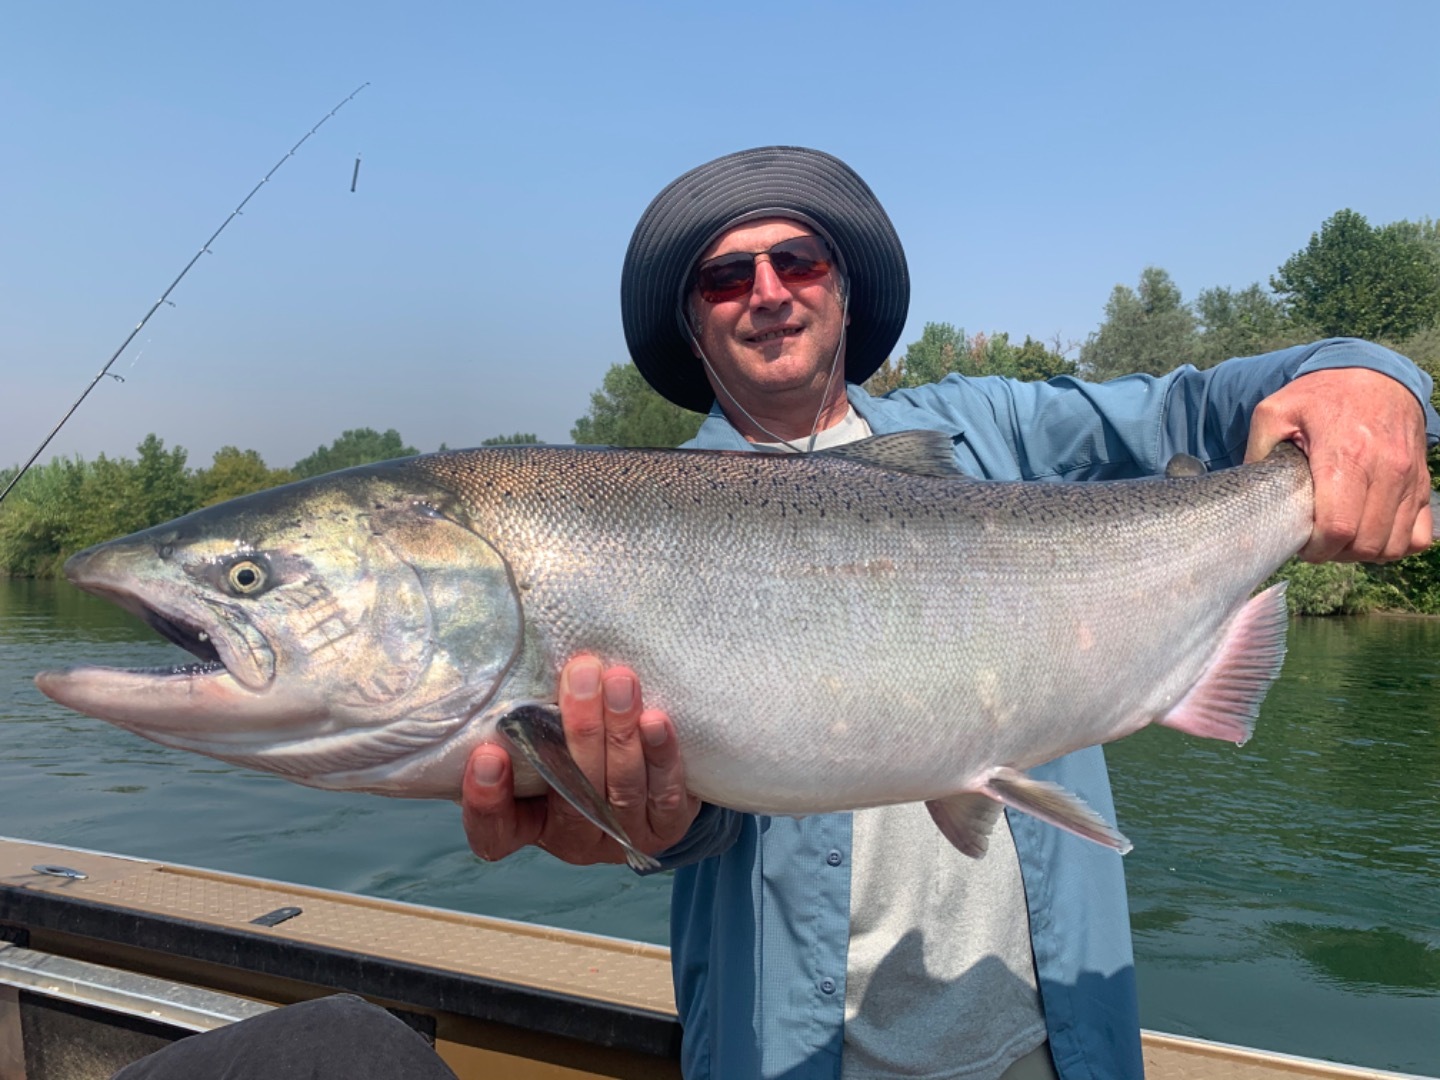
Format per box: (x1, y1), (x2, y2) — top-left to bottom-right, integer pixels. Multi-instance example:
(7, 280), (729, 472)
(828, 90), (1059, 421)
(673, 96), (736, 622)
(926, 792), (1005, 858)
(980, 766), (1132, 854)
(1158, 580), (1289, 747)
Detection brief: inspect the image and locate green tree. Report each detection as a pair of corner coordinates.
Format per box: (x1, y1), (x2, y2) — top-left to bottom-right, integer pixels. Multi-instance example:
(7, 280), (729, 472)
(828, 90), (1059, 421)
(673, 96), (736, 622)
(68, 453), (143, 546)
(899, 322), (969, 386)
(571, 364), (703, 447)
(194, 447), (296, 507)
(292, 428), (418, 479)
(481, 432), (541, 445)
(865, 326), (1076, 394)
(1267, 560), (1378, 616)
(0, 458), (87, 577)
(980, 333), (1077, 381)
(134, 434), (196, 524)
(1079, 267), (1197, 379)
(1271, 209), (1440, 341)
(1192, 283), (1299, 368)
(1388, 216), (1440, 264)
(1010, 336), (1074, 381)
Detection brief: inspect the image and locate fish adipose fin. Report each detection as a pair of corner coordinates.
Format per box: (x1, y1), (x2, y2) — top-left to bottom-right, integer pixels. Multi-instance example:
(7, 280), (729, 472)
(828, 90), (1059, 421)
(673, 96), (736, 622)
(1163, 452), (1207, 478)
(496, 703), (661, 872)
(819, 431), (962, 478)
(926, 792), (1004, 858)
(1157, 580), (1289, 746)
(980, 766), (1133, 855)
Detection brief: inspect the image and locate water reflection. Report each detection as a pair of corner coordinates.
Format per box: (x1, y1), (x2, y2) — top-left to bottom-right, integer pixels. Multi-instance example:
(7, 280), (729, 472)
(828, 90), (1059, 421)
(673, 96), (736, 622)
(1110, 615), (1440, 1069)
(1268, 923), (1440, 994)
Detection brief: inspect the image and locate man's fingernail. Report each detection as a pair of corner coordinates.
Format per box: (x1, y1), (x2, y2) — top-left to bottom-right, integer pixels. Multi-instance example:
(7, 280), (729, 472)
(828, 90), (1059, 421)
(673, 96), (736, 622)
(640, 718), (667, 747)
(472, 755), (503, 786)
(604, 674), (634, 713)
(566, 659), (600, 699)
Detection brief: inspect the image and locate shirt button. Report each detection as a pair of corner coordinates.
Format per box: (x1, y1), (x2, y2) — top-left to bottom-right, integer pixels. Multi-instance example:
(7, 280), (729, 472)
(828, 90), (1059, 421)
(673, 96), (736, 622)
(826, 850), (843, 866)
(820, 978), (837, 995)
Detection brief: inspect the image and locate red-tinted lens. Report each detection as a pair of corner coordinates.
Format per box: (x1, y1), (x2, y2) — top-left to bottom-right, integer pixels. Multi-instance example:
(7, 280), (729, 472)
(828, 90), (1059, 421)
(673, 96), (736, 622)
(695, 236), (833, 303)
(695, 253), (758, 303)
(767, 237), (832, 285)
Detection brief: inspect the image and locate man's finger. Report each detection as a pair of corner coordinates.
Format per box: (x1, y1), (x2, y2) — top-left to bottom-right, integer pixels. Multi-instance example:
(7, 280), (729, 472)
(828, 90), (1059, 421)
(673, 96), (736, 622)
(1349, 467), (1411, 562)
(1410, 498), (1435, 555)
(639, 709), (700, 847)
(601, 668), (652, 837)
(1242, 400), (1293, 466)
(1299, 455), (1364, 562)
(1378, 479), (1431, 561)
(548, 656), (608, 835)
(461, 744), (544, 862)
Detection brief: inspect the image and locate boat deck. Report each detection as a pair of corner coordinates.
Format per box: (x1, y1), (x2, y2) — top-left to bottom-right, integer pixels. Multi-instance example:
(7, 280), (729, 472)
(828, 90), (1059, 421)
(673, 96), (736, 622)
(0, 837), (1429, 1080)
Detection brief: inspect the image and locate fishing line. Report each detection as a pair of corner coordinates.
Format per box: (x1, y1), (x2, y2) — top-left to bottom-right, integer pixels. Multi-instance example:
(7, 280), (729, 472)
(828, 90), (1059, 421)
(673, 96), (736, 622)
(0, 82), (370, 506)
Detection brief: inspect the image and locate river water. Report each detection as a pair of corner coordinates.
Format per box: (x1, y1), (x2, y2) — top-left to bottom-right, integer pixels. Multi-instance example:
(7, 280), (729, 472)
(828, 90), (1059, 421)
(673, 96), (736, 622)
(1, 579), (1436, 1073)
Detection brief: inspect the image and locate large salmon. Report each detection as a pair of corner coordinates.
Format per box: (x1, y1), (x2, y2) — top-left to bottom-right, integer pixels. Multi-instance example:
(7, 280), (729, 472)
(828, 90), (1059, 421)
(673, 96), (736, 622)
(36, 433), (1314, 866)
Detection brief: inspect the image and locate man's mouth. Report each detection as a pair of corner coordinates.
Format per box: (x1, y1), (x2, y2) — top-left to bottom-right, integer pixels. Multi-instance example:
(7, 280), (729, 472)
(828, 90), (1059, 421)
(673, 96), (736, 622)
(747, 326), (802, 344)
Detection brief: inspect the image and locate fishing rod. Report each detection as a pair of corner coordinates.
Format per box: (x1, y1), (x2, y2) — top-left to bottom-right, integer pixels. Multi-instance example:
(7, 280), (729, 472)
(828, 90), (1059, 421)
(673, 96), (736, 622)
(0, 82), (370, 507)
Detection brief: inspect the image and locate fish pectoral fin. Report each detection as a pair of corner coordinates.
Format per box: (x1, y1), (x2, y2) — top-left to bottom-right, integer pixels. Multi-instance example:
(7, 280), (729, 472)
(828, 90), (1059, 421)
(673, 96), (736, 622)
(1158, 580), (1289, 746)
(495, 703), (661, 872)
(818, 431), (962, 477)
(926, 793), (1004, 859)
(981, 766), (1132, 854)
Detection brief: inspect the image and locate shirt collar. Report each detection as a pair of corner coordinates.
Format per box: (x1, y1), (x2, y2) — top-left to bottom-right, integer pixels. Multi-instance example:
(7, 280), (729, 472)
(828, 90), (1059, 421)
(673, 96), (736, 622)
(691, 382), (968, 449)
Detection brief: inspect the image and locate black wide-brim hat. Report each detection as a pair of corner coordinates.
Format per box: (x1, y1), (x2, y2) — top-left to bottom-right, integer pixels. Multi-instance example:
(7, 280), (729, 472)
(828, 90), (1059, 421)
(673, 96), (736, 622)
(621, 146), (910, 414)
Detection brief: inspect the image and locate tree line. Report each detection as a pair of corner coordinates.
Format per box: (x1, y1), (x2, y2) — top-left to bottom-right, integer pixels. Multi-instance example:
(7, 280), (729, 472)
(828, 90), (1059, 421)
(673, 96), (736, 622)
(4, 208), (1438, 612)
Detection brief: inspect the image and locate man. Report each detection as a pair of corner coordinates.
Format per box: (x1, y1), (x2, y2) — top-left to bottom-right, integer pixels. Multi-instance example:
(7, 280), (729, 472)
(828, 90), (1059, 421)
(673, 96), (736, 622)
(464, 147), (1438, 1079)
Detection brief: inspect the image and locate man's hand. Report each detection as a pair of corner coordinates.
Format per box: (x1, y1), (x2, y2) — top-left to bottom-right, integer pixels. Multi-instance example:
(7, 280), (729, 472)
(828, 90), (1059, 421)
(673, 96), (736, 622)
(461, 655), (701, 866)
(1245, 368), (1433, 563)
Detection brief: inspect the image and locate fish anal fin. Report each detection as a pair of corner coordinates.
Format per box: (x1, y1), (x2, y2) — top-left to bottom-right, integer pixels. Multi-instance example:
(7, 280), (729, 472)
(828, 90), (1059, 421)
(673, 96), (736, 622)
(495, 702), (660, 872)
(926, 792), (1004, 859)
(981, 766), (1132, 854)
(1158, 581), (1289, 746)
(819, 431), (961, 477)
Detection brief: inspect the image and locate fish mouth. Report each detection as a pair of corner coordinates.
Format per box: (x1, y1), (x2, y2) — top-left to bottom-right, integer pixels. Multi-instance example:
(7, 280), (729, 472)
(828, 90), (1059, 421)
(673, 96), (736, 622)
(74, 579), (249, 682)
(34, 547), (282, 735)
(34, 587), (287, 736)
(134, 598), (225, 671)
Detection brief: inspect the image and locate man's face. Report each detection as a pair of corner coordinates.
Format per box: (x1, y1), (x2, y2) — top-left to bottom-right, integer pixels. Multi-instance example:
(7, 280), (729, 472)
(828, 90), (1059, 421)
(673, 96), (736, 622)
(688, 218), (848, 408)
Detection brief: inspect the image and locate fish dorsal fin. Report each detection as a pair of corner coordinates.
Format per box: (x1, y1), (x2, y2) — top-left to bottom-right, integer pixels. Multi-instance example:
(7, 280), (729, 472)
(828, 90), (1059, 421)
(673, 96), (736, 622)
(1163, 452), (1207, 478)
(819, 431), (961, 477)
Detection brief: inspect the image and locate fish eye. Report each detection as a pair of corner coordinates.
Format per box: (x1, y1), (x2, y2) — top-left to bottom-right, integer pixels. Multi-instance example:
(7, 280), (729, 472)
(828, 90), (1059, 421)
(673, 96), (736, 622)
(226, 560), (267, 595)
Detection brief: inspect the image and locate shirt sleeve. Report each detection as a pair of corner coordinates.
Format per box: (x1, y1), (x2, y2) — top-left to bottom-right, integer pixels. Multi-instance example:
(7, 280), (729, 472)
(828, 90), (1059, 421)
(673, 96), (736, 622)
(890, 338), (1440, 481)
(642, 802), (745, 874)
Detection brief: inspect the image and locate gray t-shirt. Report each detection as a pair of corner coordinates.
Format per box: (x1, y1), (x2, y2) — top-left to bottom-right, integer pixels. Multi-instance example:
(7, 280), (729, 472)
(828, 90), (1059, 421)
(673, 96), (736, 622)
(757, 409), (1049, 1079)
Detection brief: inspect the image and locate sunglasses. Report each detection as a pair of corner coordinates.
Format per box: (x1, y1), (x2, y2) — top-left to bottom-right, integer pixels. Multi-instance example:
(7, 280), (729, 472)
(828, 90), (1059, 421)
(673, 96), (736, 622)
(692, 235), (836, 303)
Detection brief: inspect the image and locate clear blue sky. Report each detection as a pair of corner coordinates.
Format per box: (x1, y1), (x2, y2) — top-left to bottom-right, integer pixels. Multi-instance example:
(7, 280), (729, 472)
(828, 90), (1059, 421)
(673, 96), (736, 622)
(3, 1), (1437, 470)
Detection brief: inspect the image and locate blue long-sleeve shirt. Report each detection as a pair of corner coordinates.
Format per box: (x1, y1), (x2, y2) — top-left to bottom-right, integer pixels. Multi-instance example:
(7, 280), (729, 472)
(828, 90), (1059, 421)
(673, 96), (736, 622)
(659, 340), (1439, 1080)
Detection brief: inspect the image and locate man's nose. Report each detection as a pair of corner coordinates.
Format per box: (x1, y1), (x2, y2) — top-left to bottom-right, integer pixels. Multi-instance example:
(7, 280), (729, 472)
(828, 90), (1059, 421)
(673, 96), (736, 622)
(748, 255), (790, 307)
